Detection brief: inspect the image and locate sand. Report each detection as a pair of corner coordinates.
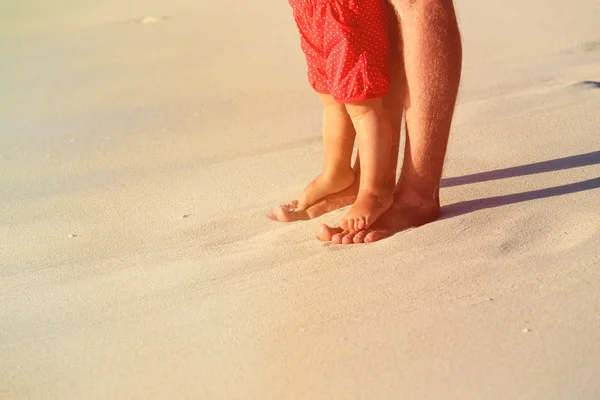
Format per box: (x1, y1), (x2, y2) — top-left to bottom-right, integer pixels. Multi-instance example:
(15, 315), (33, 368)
(1, 0), (599, 398)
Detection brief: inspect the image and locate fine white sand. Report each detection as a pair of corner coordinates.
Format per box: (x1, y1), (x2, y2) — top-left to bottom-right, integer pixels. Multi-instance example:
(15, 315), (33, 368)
(1, 0), (599, 398)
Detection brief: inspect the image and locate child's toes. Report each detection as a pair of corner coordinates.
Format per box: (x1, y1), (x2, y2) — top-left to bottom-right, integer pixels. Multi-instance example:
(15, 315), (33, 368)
(295, 202), (310, 212)
(344, 218), (353, 231)
(357, 217), (366, 231)
(340, 219), (349, 231)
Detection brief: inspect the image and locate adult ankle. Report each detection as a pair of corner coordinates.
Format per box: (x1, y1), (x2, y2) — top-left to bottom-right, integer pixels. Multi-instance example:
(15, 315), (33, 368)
(396, 181), (440, 208)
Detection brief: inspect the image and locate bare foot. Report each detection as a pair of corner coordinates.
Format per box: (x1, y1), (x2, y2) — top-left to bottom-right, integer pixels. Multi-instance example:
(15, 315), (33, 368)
(297, 169), (356, 210)
(340, 189), (393, 231)
(318, 189), (441, 244)
(271, 169), (355, 221)
(271, 200), (306, 222)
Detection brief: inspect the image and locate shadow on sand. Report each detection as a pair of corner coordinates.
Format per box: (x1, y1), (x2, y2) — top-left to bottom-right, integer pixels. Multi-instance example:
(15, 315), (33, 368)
(440, 151), (600, 218)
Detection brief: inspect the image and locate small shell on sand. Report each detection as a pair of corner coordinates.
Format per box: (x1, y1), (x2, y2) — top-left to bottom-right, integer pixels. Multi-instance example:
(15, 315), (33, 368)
(68, 233), (78, 238)
(140, 16), (162, 24)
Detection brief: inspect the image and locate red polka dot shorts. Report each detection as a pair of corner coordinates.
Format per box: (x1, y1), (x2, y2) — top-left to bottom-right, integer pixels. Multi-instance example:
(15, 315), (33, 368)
(289, 0), (390, 103)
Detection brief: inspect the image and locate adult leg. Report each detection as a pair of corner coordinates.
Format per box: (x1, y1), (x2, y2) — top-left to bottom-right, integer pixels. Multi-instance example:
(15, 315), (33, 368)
(319, 0), (462, 244)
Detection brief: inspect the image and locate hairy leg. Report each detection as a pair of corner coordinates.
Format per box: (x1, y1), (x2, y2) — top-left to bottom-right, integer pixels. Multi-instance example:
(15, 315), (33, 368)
(382, 1), (406, 188)
(396, 0), (462, 203)
(319, 0), (462, 243)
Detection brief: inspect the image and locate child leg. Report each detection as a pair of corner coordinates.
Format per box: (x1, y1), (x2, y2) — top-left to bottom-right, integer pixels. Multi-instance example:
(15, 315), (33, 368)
(294, 94), (356, 210)
(341, 98), (394, 231)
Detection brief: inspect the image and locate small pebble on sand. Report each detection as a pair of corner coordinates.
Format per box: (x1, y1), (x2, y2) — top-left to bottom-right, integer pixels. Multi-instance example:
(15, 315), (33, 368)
(68, 233), (78, 238)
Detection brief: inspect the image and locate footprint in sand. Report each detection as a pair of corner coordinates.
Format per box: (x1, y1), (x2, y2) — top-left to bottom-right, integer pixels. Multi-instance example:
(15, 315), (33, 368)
(579, 39), (600, 53)
(563, 39), (600, 54)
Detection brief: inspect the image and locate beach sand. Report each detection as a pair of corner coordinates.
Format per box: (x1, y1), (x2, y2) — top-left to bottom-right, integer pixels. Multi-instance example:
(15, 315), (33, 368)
(1, 0), (599, 398)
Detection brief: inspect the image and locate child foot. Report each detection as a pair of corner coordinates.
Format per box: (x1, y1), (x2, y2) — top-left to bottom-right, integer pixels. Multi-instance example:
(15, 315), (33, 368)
(297, 169), (355, 210)
(271, 200), (308, 222)
(271, 169), (355, 220)
(340, 189), (394, 231)
(270, 179), (359, 222)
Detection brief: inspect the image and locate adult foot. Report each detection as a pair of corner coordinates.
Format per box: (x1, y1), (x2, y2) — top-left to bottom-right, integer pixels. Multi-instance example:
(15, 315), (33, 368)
(339, 189), (394, 231)
(271, 169), (356, 221)
(318, 189), (441, 244)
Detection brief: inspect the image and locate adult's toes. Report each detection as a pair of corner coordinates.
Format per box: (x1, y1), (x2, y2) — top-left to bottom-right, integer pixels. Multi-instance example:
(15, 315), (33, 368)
(353, 230), (368, 243)
(332, 231), (349, 244)
(342, 231), (357, 244)
(364, 229), (391, 243)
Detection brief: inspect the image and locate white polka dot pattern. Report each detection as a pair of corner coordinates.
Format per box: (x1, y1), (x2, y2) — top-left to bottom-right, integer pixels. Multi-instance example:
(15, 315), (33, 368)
(289, 0), (390, 102)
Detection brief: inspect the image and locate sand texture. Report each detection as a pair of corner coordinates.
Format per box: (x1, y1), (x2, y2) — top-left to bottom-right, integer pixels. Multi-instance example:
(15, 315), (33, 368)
(1, 0), (600, 398)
